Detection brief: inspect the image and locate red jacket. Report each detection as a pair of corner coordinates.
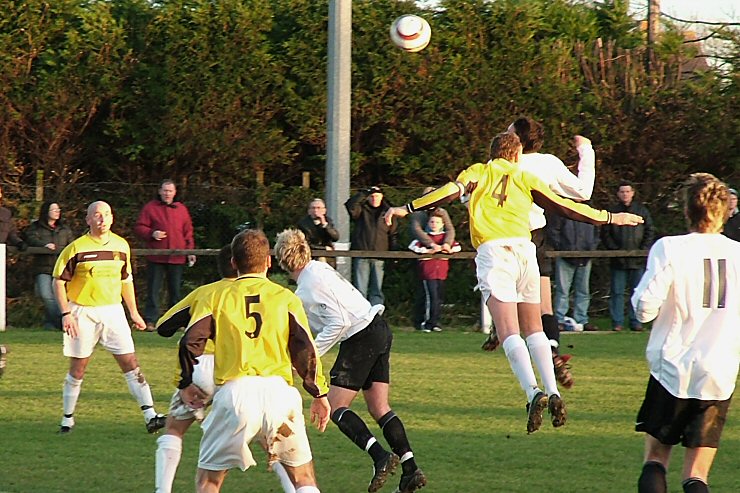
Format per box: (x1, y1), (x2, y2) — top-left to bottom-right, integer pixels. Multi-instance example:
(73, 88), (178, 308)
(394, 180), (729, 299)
(408, 231), (461, 281)
(134, 199), (194, 264)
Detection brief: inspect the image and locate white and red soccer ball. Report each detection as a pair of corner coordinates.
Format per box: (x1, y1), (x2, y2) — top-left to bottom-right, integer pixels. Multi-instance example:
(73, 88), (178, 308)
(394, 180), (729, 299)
(390, 14), (431, 53)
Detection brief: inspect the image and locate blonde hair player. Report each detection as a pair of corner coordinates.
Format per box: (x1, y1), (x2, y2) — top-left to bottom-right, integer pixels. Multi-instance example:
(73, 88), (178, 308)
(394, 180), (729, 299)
(632, 173), (740, 493)
(385, 132), (642, 434)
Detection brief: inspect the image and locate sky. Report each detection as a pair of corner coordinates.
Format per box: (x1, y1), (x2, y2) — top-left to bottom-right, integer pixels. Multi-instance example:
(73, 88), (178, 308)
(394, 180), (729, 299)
(629, 0), (738, 23)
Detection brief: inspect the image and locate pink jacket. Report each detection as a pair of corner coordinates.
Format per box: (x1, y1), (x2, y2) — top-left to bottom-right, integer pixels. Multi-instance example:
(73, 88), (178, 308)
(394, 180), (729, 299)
(134, 200), (194, 264)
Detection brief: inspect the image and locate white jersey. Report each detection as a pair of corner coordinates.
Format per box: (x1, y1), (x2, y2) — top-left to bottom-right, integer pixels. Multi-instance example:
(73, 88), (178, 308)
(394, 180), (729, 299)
(631, 233), (740, 400)
(295, 260), (384, 356)
(518, 143), (595, 230)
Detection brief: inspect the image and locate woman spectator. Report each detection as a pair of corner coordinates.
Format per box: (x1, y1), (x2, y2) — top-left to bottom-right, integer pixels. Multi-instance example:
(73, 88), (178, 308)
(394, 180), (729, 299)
(24, 201), (74, 330)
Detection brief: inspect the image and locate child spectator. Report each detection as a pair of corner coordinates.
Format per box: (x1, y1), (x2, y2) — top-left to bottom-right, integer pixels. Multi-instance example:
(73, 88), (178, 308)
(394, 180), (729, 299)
(408, 211), (460, 332)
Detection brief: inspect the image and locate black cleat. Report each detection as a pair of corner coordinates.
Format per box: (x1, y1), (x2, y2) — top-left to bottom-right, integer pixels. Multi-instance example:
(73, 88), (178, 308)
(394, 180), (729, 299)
(481, 333), (499, 352)
(58, 425), (73, 434)
(548, 393), (567, 428)
(146, 414), (167, 434)
(526, 391), (548, 434)
(552, 353), (574, 389)
(394, 468), (426, 493)
(368, 452), (400, 492)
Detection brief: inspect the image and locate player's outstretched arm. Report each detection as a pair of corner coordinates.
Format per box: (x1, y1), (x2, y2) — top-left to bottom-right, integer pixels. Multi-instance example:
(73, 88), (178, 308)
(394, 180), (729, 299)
(610, 212), (644, 226)
(384, 206), (409, 226)
(310, 396), (331, 432)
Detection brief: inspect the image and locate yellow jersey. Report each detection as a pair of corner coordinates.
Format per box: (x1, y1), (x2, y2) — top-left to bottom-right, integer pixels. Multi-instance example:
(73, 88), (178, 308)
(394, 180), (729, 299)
(178, 274), (328, 398)
(52, 232), (133, 306)
(408, 158), (611, 248)
(157, 279), (233, 387)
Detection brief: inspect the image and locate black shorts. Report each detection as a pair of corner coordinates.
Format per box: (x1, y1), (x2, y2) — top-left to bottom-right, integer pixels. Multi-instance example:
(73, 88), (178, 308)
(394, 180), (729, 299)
(531, 227), (552, 277)
(635, 375), (732, 448)
(330, 314), (392, 392)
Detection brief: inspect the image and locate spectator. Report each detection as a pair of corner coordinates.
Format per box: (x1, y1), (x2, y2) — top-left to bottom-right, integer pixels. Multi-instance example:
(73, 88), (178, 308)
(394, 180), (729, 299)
(408, 211), (460, 332)
(297, 198), (340, 265)
(722, 187), (739, 241)
(409, 187), (456, 331)
(0, 185), (26, 249)
(547, 208), (600, 332)
(602, 181), (655, 332)
(345, 186), (398, 305)
(134, 180), (195, 331)
(23, 201), (75, 330)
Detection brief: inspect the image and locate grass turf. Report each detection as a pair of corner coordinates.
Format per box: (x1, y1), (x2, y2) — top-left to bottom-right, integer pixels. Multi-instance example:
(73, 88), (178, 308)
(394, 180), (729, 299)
(0, 327), (737, 493)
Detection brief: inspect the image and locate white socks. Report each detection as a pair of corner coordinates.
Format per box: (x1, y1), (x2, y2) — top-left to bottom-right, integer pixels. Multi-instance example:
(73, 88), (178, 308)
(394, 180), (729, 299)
(62, 373), (83, 418)
(155, 434), (182, 493)
(295, 486), (320, 493)
(271, 461), (296, 493)
(502, 335), (540, 401)
(526, 332), (559, 396)
(123, 368), (156, 421)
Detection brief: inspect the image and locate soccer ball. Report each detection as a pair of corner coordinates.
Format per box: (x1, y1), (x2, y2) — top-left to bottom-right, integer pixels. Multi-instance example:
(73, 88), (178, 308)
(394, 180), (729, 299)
(390, 14), (431, 53)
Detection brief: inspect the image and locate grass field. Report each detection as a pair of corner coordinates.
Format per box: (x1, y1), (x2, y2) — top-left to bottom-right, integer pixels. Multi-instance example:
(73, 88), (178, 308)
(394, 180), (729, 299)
(1, 326), (738, 493)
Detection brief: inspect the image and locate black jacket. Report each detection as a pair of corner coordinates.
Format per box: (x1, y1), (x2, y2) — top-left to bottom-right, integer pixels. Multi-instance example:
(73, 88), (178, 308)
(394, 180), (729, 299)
(601, 200), (655, 269)
(547, 211), (600, 267)
(297, 214), (339, 249)
(23, 220), (75, 276)
(0, 206), (25, 248)
(345, 191), (398, 251)
(723, 213), (740, 242)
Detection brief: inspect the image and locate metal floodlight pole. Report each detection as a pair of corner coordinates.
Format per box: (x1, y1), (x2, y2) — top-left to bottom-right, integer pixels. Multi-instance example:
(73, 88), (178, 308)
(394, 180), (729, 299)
(326, 0), (352, 279)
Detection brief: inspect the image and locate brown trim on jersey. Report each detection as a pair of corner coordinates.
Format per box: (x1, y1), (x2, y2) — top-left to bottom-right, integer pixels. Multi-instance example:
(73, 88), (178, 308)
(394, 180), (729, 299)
(531, 190), (608, 225)
(59, 250), (130, 282)
(287, 312), (325, 398)
(157, 306), (191, 338)
(177, 315), (214, 389)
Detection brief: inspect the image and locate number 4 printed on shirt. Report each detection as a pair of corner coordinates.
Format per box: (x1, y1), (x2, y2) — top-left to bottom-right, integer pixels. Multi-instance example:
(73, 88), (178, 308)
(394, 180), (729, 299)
(491, 175), (510, 207)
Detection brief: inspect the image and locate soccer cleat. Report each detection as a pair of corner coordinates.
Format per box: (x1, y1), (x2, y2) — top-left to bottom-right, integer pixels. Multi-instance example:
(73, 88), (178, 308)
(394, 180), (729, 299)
(146, 413), (167, 434)
(59, 415), (75, 434)
(526, 391), (548, 434)
(368, 452), (400, 492)
(394, 468), (427, 493)
(0, 344), (7, 378)
(552, 353), (574, 389)
(429, 326), (442, 332)
(481, 332), (500, 352)
(548, 393), (567, 428)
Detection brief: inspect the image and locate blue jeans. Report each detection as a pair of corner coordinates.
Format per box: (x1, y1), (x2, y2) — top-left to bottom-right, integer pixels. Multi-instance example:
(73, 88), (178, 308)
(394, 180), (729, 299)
(352, 258), (385, 306)
(35, 273), (61, 330)
(144, 262), (185, 323)
(553, 258), (592, 324)
(609, 267), (645, 329)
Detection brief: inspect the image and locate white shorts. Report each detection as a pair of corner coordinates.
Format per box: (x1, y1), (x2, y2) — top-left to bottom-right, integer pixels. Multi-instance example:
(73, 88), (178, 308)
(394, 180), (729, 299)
(476, 240), (540, 304)
(63, 303), (135, 358)
(198, 375), (312, 472)
(169, 354), (215, 421)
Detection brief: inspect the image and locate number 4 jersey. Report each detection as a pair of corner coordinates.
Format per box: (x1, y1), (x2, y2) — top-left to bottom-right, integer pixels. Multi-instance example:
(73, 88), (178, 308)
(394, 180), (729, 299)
(406, 158), (612, 249)
(632, 233), (740, 400)
(178, 274), (328, 398)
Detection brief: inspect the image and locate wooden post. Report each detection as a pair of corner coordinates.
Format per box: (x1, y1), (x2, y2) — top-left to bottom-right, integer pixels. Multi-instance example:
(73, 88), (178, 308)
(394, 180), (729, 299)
(256, 170), (264, 186)
(302, 171), (310, 188)
(35, 169), (44, 202)
(647, 0), (660, 74)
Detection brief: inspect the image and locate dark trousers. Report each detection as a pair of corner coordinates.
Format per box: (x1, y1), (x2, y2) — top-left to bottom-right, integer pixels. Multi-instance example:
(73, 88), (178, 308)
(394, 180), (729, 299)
(144, 262), (184, 323)
(415, 278), (445, 329)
